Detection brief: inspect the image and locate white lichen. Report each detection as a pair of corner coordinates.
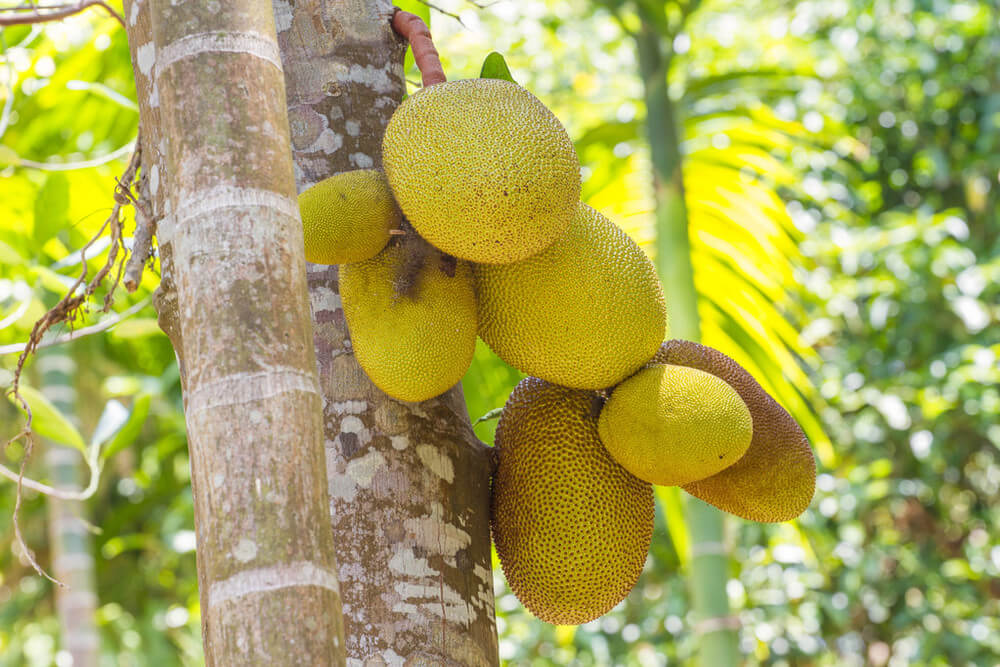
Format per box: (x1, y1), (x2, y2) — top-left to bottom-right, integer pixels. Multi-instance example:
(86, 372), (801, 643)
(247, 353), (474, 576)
(233, 539), (258, 562)
(416, 444), (454, 483)
(346, 450), (385, 488)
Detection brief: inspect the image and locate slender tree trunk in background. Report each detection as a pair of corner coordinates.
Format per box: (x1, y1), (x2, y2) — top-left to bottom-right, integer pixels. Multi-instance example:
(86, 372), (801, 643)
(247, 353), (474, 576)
(123, 0), (346, 663)
(273, 2), (499, 663)
(40, 350), (99, 667)
(635, 14), (740, 667)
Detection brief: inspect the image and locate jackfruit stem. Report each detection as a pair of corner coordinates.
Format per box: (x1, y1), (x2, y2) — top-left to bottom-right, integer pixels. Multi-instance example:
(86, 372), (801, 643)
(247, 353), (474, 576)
(391, 9), (446, 87)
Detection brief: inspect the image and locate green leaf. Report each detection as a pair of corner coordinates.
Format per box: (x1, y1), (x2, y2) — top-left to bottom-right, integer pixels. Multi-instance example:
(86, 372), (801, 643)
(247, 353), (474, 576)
(8, 384), (86, 452)
(109, 317), (164, 341)
(33, 173), (70, 247)
(0, 239), (26, 266)
(479, 52), (516, 84)
(574, 120), (641, 153)
(101, 393), (151, 461)
(473, 406), (503, 425)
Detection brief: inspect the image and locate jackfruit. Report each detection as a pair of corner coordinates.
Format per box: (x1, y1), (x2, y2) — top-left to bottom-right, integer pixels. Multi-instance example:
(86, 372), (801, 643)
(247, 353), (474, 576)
(339, 241), (476, 402)
(299, 169), (400, 265)
(475, 202), (667, 390)
(491, 377), (654, 625)
(382, 78), (580, 264)
(652, 340), (816, 522)
(598, 364), (753, 487)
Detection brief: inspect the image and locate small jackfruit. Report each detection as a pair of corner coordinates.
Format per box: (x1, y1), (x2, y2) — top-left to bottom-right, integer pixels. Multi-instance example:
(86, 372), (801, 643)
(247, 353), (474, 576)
(652, 340), (816, 522)
(382, 79), (580, 264)
(598, 364), (753, 487)
(340, 242), (476, 402)
(491, 377), (654, 625)
(299, 169), (400, 265)
(475, 202), (667, 390)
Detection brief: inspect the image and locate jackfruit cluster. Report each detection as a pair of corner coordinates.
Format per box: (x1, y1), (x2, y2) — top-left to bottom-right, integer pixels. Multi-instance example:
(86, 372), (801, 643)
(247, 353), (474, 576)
(490, 340), (817, 626)
(297, 72), (817, 627)
(299, 77), (667, 403)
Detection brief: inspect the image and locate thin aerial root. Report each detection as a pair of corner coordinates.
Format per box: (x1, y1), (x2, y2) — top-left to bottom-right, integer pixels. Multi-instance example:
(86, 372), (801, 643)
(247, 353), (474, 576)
(3, 140), (142, 587)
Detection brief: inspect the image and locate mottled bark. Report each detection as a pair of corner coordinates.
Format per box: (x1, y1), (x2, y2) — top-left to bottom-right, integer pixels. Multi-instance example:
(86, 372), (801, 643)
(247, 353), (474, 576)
(274, 1), (499, 664)
(40, 350), (99, 667)
(124, 0), (346, 664)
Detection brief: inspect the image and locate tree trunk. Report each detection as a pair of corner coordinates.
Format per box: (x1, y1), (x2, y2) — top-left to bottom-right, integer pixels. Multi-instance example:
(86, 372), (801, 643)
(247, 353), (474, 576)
(123, 0), (346, 664)
(273, 2), (499, 664)
(635, 14), (740, 666)
(40, 349), (99, 667)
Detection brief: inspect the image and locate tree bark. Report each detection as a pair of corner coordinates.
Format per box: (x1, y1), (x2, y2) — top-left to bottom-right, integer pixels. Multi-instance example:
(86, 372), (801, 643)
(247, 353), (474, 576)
(40, 349), (99, 667)
(635, 12), (740, 666)
(273, 2), (499, 664)
(123, 0), (346, 664)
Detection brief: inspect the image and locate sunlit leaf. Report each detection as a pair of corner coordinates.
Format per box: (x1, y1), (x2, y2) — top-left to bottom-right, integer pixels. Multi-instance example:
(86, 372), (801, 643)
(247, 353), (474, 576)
(8, 383), (86, 452)
(33, 172), (70, 247)
(109, 317), (164, 341)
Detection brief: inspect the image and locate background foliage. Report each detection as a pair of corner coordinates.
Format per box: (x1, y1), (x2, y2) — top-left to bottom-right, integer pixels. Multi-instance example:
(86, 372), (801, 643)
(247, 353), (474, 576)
(1, 0), (997, 665)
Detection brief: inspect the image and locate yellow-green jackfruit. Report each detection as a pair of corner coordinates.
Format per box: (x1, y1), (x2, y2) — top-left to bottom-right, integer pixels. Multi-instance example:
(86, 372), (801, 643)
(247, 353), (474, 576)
(598, 364), (754, 487)
(382, 79), (580, 264)
(491, 377), (654, 625)
(475, 202), (667, 389)
(299, 169), (400, 265)
(652, 340), (816, 522)
(340, 242), (476, 402)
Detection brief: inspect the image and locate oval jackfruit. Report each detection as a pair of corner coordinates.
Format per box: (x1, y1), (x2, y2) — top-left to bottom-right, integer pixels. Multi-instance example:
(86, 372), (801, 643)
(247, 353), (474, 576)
(491, 377), (654, 625)
(652, 340), (816, 522)
(299, 169), (400, 265)
(382, 79), (580, 264)
(340, 242), (477, 402)
(475, 202), (667, 390)
(598, 364), (753, 487)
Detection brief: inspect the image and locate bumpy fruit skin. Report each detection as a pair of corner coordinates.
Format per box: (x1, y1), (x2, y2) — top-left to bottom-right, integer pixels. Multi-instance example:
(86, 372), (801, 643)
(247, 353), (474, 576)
(491, 377), (654, 625)
(340, 243), (477, 402)
(298, 169), (400, 265)
(475, 202), (667, 390)
(652, 340), (816, 522)
(382, 79), (580, 264)
(598, 364), (753, 486)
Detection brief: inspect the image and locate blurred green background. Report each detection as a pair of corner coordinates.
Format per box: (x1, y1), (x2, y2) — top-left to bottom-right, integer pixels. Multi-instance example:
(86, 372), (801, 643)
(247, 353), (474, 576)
(1, 0), (997, 665)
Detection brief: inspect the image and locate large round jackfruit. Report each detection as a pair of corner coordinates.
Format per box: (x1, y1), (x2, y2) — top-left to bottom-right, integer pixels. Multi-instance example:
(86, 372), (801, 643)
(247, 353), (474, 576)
(491, 377), (654, 625)
(475, 203), (667, 390)
(382, 78), (580, 264)
(652, 340), (816, 522)
(299, 169), (400, 265)
(340, 243), (476, 402)
(598, 364), (753, 487)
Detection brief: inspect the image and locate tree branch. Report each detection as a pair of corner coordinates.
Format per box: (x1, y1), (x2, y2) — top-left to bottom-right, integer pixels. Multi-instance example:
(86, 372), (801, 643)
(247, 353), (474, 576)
(392, 9), (446, 86)
(0, 298), (151, 356)
(0, 0), (126, 28)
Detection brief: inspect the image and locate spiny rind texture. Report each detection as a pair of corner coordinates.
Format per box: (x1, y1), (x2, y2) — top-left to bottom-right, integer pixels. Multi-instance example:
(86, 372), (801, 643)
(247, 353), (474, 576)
(598, 364), (754, 487)
(491, 377), (655, 625)
(382, 78), (580, 264)
(298, 169), (400, 265)
(652, 340), (817, 522)
(340, 243), (477, 402)
(475, 202), (667, 389)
